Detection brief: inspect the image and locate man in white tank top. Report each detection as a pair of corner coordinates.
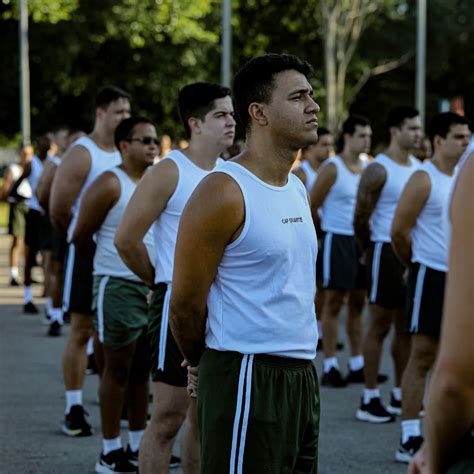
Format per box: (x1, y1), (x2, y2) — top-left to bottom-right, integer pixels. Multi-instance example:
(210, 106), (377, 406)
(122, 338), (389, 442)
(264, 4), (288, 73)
(354, 106), (422, 423)
(50, 86), (131, 438)
(168, 54), (320, 473)
(1, 145), (33, 287)
(311, 116), (387, 388)
(73, 117), (158, 473)
(115, 83), (235, 473)
(391, 113), (471, 463)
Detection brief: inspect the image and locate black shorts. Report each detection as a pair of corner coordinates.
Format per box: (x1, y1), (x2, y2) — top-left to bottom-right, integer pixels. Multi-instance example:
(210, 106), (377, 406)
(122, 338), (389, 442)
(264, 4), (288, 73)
(406, 263), (445, 340)
(321, 232), (366, 290)
(24, 208), (42, 250)
(39, 215), (53, 251)
(316, 239), (323, 283)
(148, 283), (187, 387)
(367, 242), (406, 310)
(51, 227), (67, 263)
(62, 244), (93, 315)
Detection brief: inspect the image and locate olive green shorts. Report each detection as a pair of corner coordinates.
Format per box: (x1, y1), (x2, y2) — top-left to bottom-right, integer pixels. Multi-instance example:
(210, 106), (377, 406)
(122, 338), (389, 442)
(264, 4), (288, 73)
(92, 275), (149, 350)
(198, 349), (320, 473)
(8, 202), (28, 237)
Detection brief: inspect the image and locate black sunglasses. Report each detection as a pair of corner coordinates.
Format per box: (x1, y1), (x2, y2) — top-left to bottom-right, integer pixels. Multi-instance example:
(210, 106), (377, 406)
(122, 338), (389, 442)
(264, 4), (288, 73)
(127, 137), (160, 146)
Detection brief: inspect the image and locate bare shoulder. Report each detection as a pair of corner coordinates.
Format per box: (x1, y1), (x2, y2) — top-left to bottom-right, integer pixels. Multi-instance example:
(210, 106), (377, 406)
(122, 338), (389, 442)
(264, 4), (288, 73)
(318, 161), (337, 179)
(292, 167), (306, 183)
(360, 162), (387, 190)
(142, 158), (179, 193)
(59, 143), (92, 176)
(91, 170), (121, 194)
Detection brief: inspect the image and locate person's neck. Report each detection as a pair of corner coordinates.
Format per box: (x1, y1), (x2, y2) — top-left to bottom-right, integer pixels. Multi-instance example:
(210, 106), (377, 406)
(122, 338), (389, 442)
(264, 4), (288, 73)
(120, 159), (149, 182)
(90, 127), (116, 152)
(181, 139), (221, 171)
(430, 153), (457, 176)
(236, 133), (297, 186)
(340, 148), (360, 164)
(385, 142), (410, 163)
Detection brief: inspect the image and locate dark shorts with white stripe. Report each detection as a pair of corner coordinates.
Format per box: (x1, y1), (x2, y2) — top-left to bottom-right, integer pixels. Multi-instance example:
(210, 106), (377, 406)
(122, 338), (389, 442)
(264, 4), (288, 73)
(198, 349), (320, 474)
(367, 242), (406, 310)
(62, 244), (93, 315)
(320, 232), (366, 290)
(405, 263), (445, 340)
(148, 283), (187, 387)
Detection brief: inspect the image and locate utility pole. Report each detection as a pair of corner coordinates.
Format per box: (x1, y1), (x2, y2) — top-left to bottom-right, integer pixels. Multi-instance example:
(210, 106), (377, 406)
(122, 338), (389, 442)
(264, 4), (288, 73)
(415, 0), (426, 129)
(221, 0), (232, 88)
(19, 0), (31, 145)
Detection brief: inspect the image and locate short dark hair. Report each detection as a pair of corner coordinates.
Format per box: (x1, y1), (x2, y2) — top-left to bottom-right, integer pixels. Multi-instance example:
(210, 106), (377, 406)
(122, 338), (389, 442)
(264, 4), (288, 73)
(178, 82), (231, 138)
(114, 116), (155, 150)
(233, 53), (313, 131)
(95, 86), (131, 110)
(342, 115), (371, 136)
(428, 112), (470, 148)
(387, 106), (419, 129)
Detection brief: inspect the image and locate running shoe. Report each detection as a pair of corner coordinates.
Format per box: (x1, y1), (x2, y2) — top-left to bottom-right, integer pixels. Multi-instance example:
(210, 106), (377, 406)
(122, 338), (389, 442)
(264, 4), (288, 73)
(387, 393), (402, 416)
(395, 436), (424, 463)
(346, 367), (389, 384)
(62, 405), (93, 437)
(322, 367), (347, 388)
(95, 448), (137, 473)
(24, 301), (39, 314)
(48, 320), (61, 337)
(356, 396), (395, 423)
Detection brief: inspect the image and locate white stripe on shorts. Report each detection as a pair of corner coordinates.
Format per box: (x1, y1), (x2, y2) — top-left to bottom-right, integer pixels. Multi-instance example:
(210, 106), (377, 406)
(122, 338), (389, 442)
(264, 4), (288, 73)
(229, 354), (255, 474)
(97, 276), (109, 343)
(369, 242), (383, 303)
(157, 285), (172, 371)
(62, 244), (75, 312)
(322, 232), (333, 288)
(410, 265), (426, 333)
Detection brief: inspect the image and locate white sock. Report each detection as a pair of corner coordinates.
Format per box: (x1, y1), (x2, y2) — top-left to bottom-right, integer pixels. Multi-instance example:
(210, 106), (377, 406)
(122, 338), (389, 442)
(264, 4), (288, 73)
(50, 308), (63, 324)
(65, 390), (82, 414)
(317, 321), (323, 338)
(128, 430), (144, 452)
(86, 337), (94, 356)
(103, 437), (122, 455)
(401, 419), (421, 444)
(392, 387), (402, 401)
(349, 355), (364, 371)
(24, 286), (33, 304)
(323, 357), (339, 373)
(363, 388), (380, 404)
(10, 266), (19, 279)
(46, 297), (53, 315)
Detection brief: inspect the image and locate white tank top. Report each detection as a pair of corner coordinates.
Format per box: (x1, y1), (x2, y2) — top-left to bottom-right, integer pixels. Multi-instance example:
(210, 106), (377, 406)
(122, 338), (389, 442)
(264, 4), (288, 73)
(320, 155), (365, 236)
(411, 161), (454, 272)
(67, 136), (122, 241)
(7, 163), (32, 203)
(153, 150), (215, 284)
(299, 160), (318, 191)
(94, 167), (154, 281)
(370, 153), (420, 243)
(206, 161), (318, 360)
(27, 155), (44, 211)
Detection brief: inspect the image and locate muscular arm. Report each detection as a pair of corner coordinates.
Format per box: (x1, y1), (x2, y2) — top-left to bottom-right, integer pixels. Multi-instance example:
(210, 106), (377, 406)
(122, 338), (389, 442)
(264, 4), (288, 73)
(353, 163), (386, 250)
(169, 173), (244, 366)
(309, 162), (336, 230)
(424, 156), (474, 473)
(49, 146), (91, 236)
(115, 160), (178, 286)
(35, 161), (57, 212)
(72, 172), (120, 264)
(391, 171), (430, 266)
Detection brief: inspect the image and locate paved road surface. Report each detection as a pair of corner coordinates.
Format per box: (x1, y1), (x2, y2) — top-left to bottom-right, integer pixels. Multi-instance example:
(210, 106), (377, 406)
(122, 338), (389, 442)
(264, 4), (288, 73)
(0, 233), (408, 473)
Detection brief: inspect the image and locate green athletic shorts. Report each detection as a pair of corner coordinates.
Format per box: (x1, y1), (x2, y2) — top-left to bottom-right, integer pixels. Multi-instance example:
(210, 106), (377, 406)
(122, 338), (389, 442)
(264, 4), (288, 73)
(92, 275), (149, 350)
(198, 349), (320, 473)
(8, 202), (28, 237)
(148, 283), (187, 387)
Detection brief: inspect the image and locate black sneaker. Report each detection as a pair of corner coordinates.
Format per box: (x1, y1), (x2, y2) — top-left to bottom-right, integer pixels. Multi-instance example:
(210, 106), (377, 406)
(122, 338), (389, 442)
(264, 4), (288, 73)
(356, 396), (395, 423)
(346, 368), (389, 384)
(10, 277), (20, 286)
(48, 320), (62, 337)
(322, 367), (347, 388)
(395, 436), (424, 463)
(24, 301), (39, 314)
(125, 445), (138, 468)
(62, 405), (93, 437)
(95, 448), (137, 473)
(170, 455), (181, 469)
(387, 393), (402, 416)
(86, 353), (98, 375)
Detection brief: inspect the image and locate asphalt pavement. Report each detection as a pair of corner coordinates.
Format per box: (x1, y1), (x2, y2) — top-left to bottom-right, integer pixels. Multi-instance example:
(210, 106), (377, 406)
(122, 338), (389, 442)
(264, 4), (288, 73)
(0, 233), (408, 474)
